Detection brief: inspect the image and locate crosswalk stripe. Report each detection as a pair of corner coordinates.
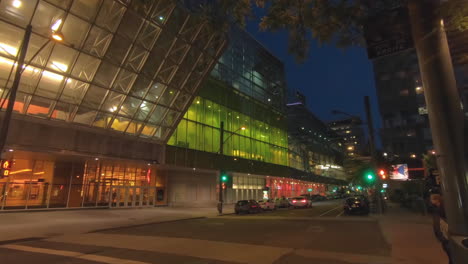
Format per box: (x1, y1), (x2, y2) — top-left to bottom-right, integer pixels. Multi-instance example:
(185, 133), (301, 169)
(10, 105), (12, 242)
(46, 233), (391, 264)
(47, 233), (290, 264)
(1, 244), (150, 264)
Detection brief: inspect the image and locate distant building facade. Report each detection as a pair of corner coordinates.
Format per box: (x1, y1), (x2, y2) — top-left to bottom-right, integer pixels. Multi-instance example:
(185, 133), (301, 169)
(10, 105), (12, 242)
(287, 92), (346, 180)
(328, 118), (366, 157)
(372, 27), (467, 159)
(372, 50), (431, 159)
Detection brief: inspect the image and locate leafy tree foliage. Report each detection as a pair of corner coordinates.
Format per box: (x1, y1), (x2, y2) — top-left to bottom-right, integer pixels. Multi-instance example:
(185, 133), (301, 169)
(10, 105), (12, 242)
(159, 0), (467, 62)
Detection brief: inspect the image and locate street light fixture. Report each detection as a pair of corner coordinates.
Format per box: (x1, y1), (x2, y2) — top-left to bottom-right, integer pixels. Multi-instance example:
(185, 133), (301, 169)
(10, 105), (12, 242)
(52, 32), (64, 42)
(12, 0), (22, 8)
(0, 23), (64, 158)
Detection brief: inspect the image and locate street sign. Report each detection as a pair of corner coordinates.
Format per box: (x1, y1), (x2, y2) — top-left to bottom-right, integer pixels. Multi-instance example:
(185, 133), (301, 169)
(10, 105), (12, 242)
(364, 7), (413, 59)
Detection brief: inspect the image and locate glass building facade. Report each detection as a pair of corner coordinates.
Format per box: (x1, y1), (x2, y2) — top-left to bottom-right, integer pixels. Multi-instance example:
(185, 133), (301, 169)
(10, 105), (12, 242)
(0, 0), (224, 141)
(168, 27), (289, 166)
(0, 0), (226, 210)
(211, 27), (286, 111)
(168, 94), (289, 165)
(287, 96), (346, 180)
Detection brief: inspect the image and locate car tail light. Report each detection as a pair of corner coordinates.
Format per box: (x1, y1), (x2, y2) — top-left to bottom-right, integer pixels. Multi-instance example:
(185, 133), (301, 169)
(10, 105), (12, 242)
(301, 199), (306, 202)
(292, 200), (297, 203)
(251, 205), (257, 208)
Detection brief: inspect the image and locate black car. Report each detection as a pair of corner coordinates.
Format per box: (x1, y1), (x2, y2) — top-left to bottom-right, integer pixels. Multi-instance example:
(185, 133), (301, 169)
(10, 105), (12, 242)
(235, 200), (261, 214)
(343, 196), (370, 215)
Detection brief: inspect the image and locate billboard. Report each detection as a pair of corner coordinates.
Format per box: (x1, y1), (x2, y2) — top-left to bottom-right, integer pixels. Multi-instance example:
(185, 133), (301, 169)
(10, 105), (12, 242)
(391, 164), (409, 180)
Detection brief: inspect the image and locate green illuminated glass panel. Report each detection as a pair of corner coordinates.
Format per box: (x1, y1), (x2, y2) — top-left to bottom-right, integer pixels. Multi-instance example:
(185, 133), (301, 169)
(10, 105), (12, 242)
(169, 96), (289, 166)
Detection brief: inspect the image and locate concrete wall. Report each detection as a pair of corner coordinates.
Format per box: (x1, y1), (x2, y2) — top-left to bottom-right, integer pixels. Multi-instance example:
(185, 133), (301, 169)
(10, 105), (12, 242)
(3, 114), (164, 162)
(164, 166), (218, 207)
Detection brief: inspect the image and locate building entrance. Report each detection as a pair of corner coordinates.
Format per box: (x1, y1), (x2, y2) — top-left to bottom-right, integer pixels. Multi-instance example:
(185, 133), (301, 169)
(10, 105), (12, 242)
(110, 186), (156, 208)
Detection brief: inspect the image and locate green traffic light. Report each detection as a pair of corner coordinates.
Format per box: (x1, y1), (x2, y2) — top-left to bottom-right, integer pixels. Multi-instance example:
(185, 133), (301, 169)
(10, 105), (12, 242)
(221, 175), (228, 182)
(367, 174), (374, 180)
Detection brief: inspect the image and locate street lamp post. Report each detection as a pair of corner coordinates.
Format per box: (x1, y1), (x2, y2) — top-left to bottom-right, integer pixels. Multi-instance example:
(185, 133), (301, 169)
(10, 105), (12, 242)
(217, 121), (225, 215)
(0, 25), (32, 158)
(0, 24), (63, 158)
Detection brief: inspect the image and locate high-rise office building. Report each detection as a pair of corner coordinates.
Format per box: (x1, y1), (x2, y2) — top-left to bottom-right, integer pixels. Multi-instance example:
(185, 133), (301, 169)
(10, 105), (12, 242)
(328, 117), (366, 157)
(372, 28), (467, 159)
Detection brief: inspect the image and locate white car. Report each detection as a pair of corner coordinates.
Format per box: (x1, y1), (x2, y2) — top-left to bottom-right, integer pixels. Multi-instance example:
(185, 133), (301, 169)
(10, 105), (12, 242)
(258, 199), (276, 210)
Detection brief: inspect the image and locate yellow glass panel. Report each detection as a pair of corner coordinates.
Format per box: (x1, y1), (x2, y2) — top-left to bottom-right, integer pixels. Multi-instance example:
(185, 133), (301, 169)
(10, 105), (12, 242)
(110, 118), (130, 132)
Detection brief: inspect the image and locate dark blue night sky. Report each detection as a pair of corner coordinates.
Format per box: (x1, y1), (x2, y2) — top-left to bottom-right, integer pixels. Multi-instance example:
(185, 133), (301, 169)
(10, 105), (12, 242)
(245, 20), (383, 142)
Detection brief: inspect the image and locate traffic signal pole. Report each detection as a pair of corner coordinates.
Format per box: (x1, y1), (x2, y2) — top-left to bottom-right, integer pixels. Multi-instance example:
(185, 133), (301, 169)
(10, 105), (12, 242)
(217, 121), (224, 215)
(364, 96), (383, 214)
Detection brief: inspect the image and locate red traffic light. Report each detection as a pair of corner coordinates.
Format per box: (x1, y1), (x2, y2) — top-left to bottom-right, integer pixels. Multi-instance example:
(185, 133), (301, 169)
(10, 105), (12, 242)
(379, 169), (387, 179)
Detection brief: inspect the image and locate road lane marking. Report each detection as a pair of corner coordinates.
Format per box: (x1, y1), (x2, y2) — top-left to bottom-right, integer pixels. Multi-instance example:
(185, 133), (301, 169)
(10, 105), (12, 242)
(336, 210), (344, 217)
(295, 249), (391, 264)
(218, 215), (376, 222)
(305, 225), (324, 233)
(1, 244), (150, 264)
(319, 205), (343, 217)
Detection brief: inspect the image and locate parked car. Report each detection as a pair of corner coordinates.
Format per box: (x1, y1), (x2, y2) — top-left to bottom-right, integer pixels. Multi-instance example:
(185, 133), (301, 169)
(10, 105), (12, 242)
(235, 200), (261, 214)
(275, 197), (290, 208)
(258, 199), (276, 210)
(343, 196), (370, 215)
(289, 196), (311, 208)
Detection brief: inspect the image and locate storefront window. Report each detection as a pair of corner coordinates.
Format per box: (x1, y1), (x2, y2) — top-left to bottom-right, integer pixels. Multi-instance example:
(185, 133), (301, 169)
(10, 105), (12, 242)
(1, 153), (166, 210)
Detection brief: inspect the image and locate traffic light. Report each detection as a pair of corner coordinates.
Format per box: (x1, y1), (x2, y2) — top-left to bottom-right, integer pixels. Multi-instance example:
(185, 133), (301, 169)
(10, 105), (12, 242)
(364, 170), (376, 183)
(220, 171), (232, 188)
(379, 169), (387, 179)
(221, 174), (228, 182)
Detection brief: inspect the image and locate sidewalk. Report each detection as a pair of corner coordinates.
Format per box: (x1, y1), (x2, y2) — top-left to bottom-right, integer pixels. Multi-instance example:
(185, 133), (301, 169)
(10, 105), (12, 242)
(0, 205), (234, 243)
(375, 203), (448, 264)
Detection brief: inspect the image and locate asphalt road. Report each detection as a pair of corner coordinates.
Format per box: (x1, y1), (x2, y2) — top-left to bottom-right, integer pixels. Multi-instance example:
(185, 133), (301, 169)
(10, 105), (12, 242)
(0, 199), (391, 264)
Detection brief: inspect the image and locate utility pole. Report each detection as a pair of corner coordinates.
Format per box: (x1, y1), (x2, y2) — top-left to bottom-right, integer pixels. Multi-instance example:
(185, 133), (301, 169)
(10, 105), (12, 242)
(217, 121), (224, 215)
(364, 96), (383, 214)
(408, 1), (468, 261)
(0, 25), (32, 158)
